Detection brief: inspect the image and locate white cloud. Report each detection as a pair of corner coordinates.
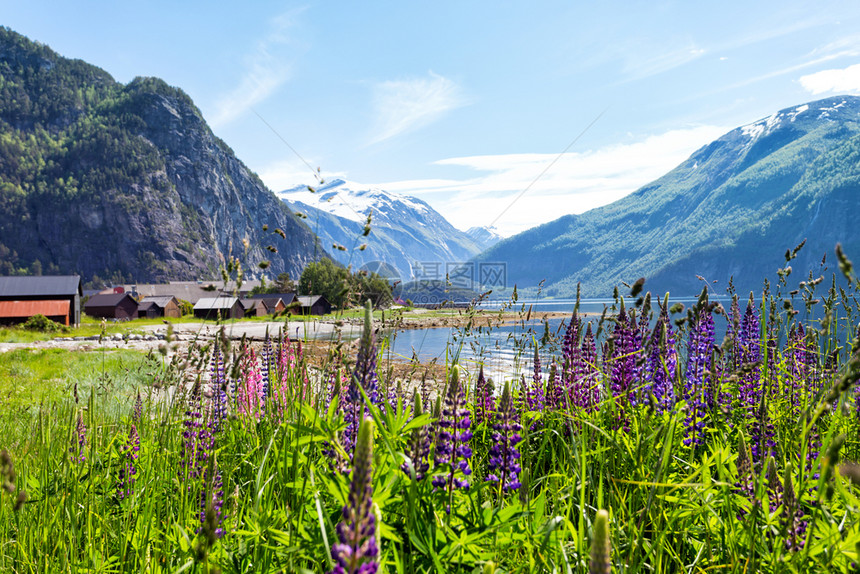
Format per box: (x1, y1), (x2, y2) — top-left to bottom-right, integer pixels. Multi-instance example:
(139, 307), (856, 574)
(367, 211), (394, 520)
(256, 159), (345, 193)
(381, 125), (726, 236)
(367, 72), (468, 145)
(209, 11), (303, 128)
(799, 63), (860, 95)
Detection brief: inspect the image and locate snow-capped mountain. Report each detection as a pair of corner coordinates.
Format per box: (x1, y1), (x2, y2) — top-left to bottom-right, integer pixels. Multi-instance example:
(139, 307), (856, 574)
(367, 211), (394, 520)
(474, 95), (860, 297)
(277, 179), (485, 282)
(466, 226), (503, 250)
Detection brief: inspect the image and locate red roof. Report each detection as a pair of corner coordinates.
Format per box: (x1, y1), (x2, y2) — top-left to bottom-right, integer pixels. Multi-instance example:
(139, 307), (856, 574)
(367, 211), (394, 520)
(0, 300), (70, 318)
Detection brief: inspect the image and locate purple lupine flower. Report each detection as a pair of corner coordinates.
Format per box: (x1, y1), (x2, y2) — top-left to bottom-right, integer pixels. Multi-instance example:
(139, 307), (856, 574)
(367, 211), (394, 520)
(260, 333), (275, 403)
(209, 345), (228, 433)
(561, 311), (580, 379)
(560, 312), (580, 407)
(682, 308), (715, 448)
(545, 361), (564, 411)
(70, 412), (87, 464)
(432, 365), (473, 493)
(116, 424), (140, 500)
(381, 380), (401, 417)
(341, 302), (381, 464)
(181, 385), (213, 482)
(608, 305), (642, 404)
(645, 300), (677, 414)
(486, 381), (523, 492)
(352, 302), (381, 407)
(198, 462), (225, 540)
(570, 322), (601, 413)
(725, 294), (742, 371)
(524, 343), (545, 412)
(607, 305), (642, 430)
(737, 295), (762, 413)
(402, 393), (430, 480)
(330, 418), (379, 574)
(473, 365), (495, 426)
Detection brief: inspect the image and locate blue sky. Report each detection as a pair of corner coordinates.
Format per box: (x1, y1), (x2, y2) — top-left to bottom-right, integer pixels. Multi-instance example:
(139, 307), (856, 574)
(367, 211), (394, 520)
(4, 1), (860, 235)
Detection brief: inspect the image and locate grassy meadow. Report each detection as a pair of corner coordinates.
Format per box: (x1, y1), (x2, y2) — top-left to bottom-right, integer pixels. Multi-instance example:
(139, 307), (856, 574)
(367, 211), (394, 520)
(3, 250), (860, 573)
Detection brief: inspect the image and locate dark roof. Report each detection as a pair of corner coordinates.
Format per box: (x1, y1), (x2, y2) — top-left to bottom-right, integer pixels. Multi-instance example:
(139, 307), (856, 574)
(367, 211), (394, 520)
(0, 275), (82, 297)
(194, 297), (239, 310)
(85, 292), (136, 308)
(137, 300), (157, 312)
(249, 292), (296, 303)
(297, 295), (326, 306)
(140, 296), (178, 307)
(239, 298), (261, 310)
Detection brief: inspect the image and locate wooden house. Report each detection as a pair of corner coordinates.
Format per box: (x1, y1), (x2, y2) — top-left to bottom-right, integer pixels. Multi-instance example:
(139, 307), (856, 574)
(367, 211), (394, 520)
(296, 295), (332, 316)
(249, 293), (296, 314)
(0, 275), (82, 326)
(239, 298), (267, 317)
(193, 297), (244, 320)
(138, 296), (182, 318)
(84, 292), (139, 320)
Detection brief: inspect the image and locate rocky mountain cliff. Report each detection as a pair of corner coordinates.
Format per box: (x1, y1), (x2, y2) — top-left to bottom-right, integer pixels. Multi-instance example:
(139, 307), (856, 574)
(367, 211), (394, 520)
(475, 96), (860, 297)
(0, 27), (325, 284)
(278, 179), (484, 281)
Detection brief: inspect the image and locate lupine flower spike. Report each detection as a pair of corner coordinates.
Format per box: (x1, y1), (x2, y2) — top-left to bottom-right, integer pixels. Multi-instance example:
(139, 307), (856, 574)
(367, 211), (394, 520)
(330, 418), (379, 574)
(403, 393), (430, 480)
(486, 380), (523, 493)
(132, 390), (143, 424)
(589, 509), (611, 574)
(198, 460), (225, 541)
(432, 365), (473, 495)
(474, 365), (495, 425)
(342, 301), (381, 461)
(525, 342), (544, 411)
(116, 424), (140, 500)
(70, 412), (87, 464)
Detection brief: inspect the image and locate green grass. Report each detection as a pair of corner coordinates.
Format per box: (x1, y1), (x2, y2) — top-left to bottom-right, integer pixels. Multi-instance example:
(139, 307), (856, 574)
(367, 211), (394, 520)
(2, 273), (860, 572)
(0, 347), (158, 410)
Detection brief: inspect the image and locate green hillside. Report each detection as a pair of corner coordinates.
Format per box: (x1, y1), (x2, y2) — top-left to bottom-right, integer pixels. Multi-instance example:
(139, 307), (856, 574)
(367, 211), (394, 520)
(0, 27), (325, 284)
(476, 96), (860, 297)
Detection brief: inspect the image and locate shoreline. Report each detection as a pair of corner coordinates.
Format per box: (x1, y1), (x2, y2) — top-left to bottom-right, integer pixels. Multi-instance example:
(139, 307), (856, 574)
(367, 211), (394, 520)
(0, 309), (578, 385)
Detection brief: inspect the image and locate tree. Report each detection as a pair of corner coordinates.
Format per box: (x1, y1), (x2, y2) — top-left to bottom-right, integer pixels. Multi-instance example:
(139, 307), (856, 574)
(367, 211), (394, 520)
(252, 272), (296, 295)
(299, 258), (393, 309)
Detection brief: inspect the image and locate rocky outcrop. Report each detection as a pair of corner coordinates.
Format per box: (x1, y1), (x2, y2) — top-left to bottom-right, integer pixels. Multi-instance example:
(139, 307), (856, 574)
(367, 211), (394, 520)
(0, 27), (325, 284)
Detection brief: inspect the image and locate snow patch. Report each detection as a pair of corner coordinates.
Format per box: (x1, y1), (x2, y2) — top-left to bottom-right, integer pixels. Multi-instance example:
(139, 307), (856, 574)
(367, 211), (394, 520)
(277, 178), (430, 223)
(740, 112), (783, 142)
(787, 104), (808, 122)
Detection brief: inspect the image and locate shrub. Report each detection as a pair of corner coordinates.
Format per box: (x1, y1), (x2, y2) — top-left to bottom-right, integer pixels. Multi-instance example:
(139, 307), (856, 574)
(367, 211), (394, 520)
(21, 314), (65, 333)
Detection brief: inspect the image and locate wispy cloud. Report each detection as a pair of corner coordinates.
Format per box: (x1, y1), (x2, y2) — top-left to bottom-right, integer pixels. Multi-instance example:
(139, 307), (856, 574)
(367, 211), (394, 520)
(367, 71), (468, 145)
(622, 44), (706, 80)
(381, 126), (726, 236)
(799, 62), (860, 95)
(209, 10), (303, 128)
(257, 159), (345, 193)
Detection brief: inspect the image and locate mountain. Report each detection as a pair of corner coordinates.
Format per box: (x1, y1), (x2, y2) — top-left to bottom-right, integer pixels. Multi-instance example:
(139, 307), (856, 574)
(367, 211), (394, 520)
(278, 179), (484, 282)
(0, 27), (325, 285)
(475, 96), (860, 297)
(466, 226), (503, 251)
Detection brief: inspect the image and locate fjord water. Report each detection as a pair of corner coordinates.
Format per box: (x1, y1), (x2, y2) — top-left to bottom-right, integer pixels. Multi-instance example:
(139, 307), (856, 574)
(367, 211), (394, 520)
(382, 296), (733, 383)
